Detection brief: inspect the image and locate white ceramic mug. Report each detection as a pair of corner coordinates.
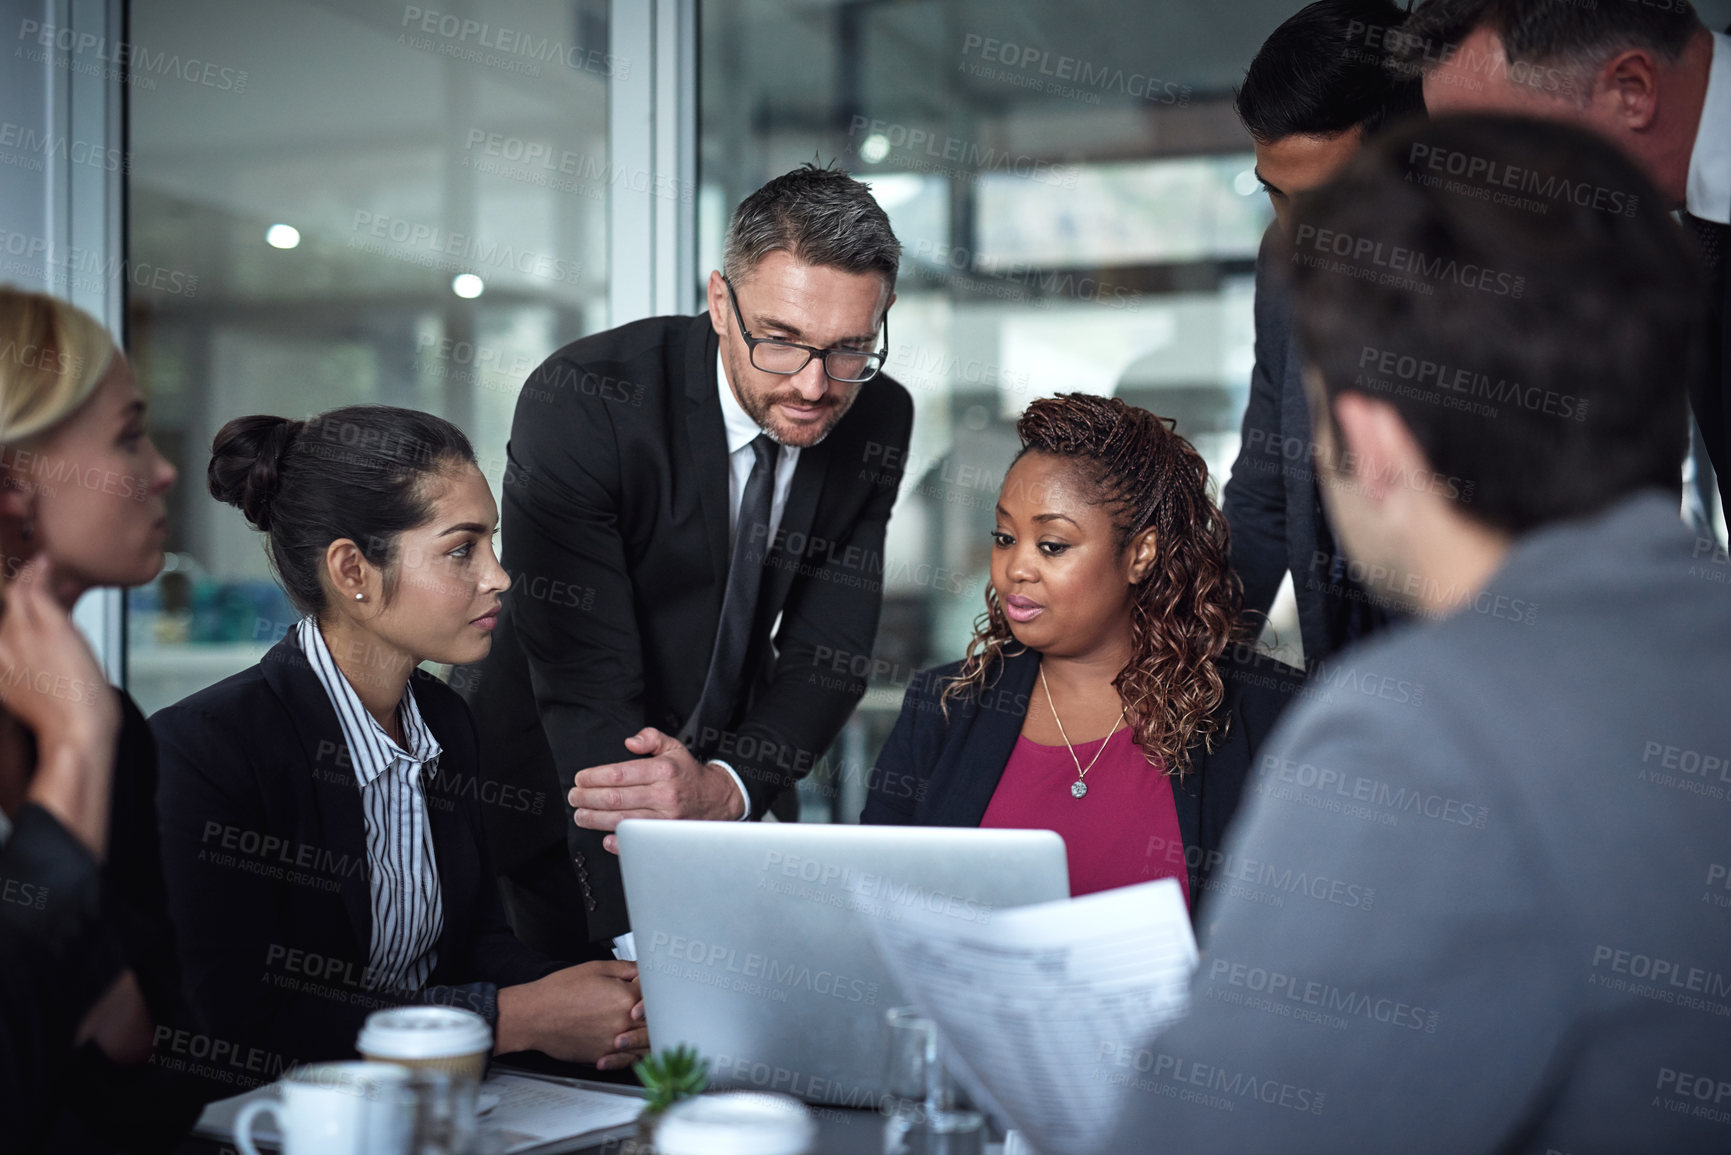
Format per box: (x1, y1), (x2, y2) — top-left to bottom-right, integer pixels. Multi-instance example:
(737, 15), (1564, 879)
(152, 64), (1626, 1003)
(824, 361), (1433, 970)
(234, 1061), (413, 1155)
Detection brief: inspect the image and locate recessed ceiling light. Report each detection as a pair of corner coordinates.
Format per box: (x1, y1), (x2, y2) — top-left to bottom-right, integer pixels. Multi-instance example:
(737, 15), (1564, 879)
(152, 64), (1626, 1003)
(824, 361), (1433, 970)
(266, 223), (301, 249)
(452, 273), (485, 299)
(860, 133), (891, 164)
(1233, 169), (1262, 198)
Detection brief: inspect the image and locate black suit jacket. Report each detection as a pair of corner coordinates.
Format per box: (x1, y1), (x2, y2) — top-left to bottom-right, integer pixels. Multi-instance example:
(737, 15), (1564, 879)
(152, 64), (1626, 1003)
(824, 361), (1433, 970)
(859, 646), (1305, 924)
(1685, 26), (1731, 515)
(151, 636), (558, 1076)
(1688, 213), (1730, 515)
(1223, 227), (1394, 667)
(461, 313), (913, 942)
(2, 692), (203, 1153)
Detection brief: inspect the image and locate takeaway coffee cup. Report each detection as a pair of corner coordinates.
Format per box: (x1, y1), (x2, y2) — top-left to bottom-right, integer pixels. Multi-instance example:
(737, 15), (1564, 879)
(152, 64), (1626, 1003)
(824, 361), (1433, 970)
(234, 1061), (412, 1155)
(357, 1006), (493, 1081)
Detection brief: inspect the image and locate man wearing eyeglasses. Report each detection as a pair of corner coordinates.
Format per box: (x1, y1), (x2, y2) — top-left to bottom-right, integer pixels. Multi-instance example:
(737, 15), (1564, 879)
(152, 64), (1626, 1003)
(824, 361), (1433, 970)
(461, 164), (913, 963)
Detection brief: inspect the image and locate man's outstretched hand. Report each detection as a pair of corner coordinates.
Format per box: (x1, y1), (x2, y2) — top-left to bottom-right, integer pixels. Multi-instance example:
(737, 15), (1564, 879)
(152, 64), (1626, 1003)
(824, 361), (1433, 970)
(570, 728), (746, 852)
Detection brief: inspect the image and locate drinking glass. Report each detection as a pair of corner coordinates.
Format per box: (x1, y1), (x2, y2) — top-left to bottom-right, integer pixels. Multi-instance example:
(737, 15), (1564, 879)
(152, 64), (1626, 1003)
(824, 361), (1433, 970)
(880, 1007), (983, 1155)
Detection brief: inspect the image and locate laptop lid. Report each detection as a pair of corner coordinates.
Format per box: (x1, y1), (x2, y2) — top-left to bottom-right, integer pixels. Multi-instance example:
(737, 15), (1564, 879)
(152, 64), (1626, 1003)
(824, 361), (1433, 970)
(618, 820), (1068, 1109)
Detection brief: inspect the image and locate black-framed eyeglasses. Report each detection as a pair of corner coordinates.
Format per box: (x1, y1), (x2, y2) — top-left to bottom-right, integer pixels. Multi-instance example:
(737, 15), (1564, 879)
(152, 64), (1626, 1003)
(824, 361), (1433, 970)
(722, 275), (889, 384)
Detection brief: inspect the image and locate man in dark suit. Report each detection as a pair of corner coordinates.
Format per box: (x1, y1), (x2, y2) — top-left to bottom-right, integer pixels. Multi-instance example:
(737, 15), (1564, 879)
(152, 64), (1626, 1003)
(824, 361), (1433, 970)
(462, 164), (913, 957)
(1099, 114), (1731, 1155)
(1223, 0), (1425, 667)
(1404, 0), (1730, 520)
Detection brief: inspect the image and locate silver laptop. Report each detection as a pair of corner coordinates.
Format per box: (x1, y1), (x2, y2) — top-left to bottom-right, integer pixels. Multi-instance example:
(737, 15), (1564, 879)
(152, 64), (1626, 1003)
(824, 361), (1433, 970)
(617, 820), (1068, 1109)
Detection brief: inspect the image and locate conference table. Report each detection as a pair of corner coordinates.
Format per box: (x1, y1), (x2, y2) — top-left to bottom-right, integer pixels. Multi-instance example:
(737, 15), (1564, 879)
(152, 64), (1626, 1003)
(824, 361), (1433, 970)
(172, 1067), (901, 1155)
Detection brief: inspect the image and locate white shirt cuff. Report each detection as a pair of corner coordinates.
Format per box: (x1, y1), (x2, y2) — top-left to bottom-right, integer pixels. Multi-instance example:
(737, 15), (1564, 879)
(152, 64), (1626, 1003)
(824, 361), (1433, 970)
(708, 759), (752, 821)
(612, 932), (637, 961)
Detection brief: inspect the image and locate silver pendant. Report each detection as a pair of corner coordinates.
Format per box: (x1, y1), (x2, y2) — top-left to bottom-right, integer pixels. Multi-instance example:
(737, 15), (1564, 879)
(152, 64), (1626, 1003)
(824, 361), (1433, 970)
(1071, 780), (1088, 799)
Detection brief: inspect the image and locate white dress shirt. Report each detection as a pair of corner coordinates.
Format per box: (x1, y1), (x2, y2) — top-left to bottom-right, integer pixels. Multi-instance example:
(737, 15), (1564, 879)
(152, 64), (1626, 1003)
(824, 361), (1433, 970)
(1687, 31), (1731, 225)
(717, 352), (801, 541)
(297, 617), (445, 993)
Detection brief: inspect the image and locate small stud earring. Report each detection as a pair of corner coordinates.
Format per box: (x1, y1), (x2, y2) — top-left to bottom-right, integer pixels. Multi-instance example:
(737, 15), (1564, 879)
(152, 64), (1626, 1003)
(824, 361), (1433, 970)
(354, 593), (364, 601)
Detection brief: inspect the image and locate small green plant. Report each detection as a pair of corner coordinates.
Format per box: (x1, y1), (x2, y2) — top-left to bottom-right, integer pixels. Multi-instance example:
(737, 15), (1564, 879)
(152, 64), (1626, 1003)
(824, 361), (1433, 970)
(635, 1045), (709, 1116)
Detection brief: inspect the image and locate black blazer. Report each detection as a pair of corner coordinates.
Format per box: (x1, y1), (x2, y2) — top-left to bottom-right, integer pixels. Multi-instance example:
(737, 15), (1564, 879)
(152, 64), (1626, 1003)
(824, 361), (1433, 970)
(1688, 212), (1731, 516)
(860, 645), (1305, 922)
(1222, 227), (1395, 667)
(3, 692), (203, 1153)
(151, 635), (558, 1077)
(460, 313), (914, 941)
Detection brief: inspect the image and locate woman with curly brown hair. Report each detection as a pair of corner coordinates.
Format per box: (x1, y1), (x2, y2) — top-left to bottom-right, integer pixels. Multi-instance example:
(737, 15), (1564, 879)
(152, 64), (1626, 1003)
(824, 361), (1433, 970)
(862, 393), (1303, 913)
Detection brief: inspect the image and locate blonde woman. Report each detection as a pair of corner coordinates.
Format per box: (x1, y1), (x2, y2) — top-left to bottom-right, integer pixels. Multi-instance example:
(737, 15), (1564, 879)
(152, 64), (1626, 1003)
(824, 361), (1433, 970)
(0, 286), (193, 1152)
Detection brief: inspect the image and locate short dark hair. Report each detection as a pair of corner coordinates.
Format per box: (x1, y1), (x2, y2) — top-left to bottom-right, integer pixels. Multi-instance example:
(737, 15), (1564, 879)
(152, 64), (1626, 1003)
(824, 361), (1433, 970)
(1396, 0), (1703, 76)
(1236, 0), (1426, 143)
(209, 405), (477, 616)
(722, 163), (901, 289)
(1285, 114), (1698, 534)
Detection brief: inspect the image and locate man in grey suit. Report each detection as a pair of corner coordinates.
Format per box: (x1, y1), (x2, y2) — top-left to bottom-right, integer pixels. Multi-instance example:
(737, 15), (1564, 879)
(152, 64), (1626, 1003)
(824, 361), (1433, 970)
(1224, 0), (1424, 666)
(1100, 116), (1731, 1152)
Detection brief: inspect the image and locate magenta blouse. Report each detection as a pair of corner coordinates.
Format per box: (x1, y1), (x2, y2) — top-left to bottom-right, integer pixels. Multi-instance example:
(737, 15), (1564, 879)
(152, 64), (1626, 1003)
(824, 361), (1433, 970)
(979, 727), (1189, 901)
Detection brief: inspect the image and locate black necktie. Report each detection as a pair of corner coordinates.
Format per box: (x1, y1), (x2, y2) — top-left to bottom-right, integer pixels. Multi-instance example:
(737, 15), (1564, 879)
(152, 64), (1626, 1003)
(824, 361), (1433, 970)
(684, 433), (780, 753)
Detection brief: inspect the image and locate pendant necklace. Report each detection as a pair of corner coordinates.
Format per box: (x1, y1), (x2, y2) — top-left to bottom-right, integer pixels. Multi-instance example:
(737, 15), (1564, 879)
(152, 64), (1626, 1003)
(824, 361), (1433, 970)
(1038, 665), (1125, 800)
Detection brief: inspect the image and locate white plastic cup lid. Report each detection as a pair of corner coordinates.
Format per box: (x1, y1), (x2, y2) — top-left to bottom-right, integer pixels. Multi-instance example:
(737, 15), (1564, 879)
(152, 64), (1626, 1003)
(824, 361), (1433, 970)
(654, 1092), (816, 1155)
(355, 1007), (492, 1060)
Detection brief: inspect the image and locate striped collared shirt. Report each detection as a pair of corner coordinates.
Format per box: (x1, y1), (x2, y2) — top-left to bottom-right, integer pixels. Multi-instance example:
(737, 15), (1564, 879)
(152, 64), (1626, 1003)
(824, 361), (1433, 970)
(296, 617), (444, 994)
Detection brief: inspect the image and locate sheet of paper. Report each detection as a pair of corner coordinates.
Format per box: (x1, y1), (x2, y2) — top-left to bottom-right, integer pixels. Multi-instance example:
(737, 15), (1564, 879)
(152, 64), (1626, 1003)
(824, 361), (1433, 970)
(194, 1070), (643, 1154)
(868, 877), (1198, 1155)
(483, 1073), (644, 1153)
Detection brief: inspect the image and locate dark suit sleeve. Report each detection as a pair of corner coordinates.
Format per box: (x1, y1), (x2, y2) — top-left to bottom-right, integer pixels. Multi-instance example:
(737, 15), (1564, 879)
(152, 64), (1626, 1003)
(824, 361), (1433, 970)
(445, 697), (564, 987)
(0, 805), (126, 1128)
(729, 391), (915, 818)
(1222, 235), (1295, 626)
(501, 368), (651, 854)
(860, 675), (934, 826)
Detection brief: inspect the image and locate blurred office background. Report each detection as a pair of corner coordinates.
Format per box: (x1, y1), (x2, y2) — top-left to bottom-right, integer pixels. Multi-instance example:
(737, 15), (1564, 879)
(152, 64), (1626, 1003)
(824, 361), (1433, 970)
(9, 0), (1726, 819)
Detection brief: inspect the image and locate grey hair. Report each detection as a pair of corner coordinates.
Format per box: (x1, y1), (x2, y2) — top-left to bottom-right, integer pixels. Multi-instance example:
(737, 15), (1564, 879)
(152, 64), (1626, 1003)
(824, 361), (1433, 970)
(721, 163), (901, 289)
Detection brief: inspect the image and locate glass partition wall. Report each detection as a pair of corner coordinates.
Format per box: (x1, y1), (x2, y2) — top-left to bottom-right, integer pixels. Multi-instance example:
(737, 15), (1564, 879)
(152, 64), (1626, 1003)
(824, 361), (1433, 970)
(128, 0), (1731, 817)
(124, 0), (613, 713)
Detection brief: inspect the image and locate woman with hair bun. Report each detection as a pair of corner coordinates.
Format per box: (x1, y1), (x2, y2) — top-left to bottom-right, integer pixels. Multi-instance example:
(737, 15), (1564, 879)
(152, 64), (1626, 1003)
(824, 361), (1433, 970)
(863, 394), (1303, 913)
(0, 286), (196, 1152)
(152, 405), (648, 1078)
